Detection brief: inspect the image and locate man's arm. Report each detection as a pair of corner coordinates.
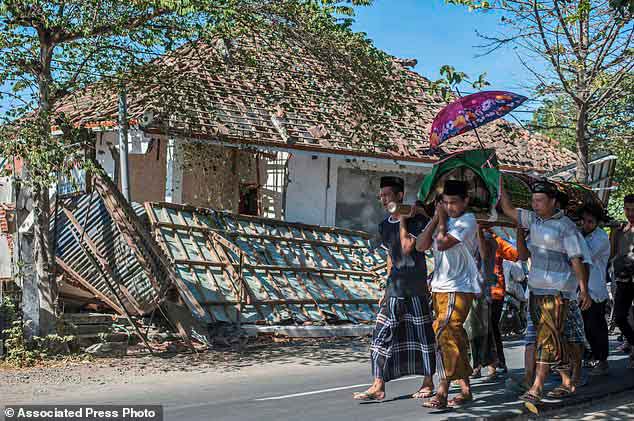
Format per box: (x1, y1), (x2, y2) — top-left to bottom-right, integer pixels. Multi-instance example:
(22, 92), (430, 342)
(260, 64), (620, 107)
(490, 229), (519, 262)
(416, 207), (439, 252)
(609, 225), (619, 261)
(516, 227), (530, 261)
(499, 182), (519, 225)
(571, 257), (591, 310)
(379, 254), (392, 307)
(399, 215), (417, 256)
(434, 204), (461, 251)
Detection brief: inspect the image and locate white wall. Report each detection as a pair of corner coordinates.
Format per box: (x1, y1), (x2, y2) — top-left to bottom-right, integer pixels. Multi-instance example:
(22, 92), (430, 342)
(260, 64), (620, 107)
(285, 153), (432, 228)
(285, 154), (339, 226)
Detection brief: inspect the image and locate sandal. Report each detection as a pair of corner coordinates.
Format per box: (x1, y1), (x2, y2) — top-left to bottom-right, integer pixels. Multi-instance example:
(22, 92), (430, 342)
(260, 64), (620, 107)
(352, 390), (385, 401)
(519, 392), (542, 415)
(422, 395), (447, 409)
(546, 385), (575, 398)
(448, 393), (473, 407)
(412, 387), (435, 399)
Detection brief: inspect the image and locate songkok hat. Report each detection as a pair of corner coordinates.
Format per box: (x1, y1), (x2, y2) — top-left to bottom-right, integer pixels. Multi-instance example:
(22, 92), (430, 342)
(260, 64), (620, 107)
(531, 181), (558, 197)
(442, 180), (468, 197)
(380, 176), (405, 192)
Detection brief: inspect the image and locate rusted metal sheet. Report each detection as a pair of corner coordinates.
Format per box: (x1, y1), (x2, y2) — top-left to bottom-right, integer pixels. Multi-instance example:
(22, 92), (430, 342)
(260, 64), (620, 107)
(53, 193), (161, 315)
(145, 202), (387, 325)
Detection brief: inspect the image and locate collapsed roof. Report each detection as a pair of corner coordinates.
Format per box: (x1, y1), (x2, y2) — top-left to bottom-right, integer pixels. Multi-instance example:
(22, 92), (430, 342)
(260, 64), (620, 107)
(53, 174), (387, 328)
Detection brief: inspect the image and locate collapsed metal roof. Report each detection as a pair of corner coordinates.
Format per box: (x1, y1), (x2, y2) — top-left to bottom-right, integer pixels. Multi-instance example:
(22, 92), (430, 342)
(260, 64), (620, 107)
(145, 202), (387, 325)
(53, 174), (387, 328)
(53, 174), (172, 317)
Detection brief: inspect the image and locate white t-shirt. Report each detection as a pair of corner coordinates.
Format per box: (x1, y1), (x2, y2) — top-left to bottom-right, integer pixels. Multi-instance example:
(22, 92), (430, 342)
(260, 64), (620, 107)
(431, 212), (482, 294)
(584, 228), (610, 303)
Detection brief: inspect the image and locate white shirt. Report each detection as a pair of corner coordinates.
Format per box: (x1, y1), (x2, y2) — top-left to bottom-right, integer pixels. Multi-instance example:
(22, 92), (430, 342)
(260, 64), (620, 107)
(431, 212), (482, 294)
(583, 227), (610, 302)
(503, 260), (527, 302)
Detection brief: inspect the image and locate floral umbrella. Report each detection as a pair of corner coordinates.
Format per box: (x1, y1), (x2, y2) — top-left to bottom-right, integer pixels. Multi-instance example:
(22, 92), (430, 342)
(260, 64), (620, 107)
(430, 90), (527, 148)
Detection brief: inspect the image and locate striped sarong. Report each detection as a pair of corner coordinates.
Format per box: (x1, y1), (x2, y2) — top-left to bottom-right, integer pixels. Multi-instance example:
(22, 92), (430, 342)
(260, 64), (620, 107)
(432, 292), (474, 381)
(370, 296), (436, 382)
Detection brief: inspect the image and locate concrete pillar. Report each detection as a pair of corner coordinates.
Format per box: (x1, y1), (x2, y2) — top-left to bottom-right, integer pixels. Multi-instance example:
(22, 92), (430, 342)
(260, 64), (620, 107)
(165, 137), (183, 203)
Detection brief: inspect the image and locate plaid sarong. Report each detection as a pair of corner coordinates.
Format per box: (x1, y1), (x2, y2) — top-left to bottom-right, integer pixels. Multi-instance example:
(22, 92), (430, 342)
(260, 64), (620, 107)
(370, 296), (436, 382)
(564, 300), (586, 344)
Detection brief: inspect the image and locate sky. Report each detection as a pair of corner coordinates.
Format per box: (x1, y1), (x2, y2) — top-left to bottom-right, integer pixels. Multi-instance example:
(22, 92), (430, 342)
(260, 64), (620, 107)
(351, 0), (549, 117)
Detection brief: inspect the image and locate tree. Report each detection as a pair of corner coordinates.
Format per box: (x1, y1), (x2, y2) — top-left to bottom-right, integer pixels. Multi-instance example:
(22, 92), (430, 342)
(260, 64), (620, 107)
(0, 0), (403, 336)
(531, 73), (634, 219)
(446, 0), (633, 184)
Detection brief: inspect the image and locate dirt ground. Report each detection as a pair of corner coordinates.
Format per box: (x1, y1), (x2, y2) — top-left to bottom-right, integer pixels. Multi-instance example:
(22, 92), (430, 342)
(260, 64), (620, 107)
(0, 336), (371, 401)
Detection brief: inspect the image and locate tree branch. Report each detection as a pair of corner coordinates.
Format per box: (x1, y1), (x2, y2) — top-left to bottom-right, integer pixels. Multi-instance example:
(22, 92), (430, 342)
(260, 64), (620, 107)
(54, 8), (170, 44)
(533, 0), (579, 101)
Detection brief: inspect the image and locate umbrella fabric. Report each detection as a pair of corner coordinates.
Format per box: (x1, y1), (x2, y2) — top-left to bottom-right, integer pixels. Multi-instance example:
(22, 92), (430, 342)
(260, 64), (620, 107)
(430, 91), (527, 148)
(418, 149), (501, 210)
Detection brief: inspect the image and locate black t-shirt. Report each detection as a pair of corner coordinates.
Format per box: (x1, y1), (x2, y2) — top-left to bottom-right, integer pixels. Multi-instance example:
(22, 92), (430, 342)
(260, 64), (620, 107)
(379, 214), (429, 298)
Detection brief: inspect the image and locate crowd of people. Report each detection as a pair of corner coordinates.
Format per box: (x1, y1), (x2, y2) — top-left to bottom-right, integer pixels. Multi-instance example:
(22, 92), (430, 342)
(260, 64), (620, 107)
(352, 176), (634, 410)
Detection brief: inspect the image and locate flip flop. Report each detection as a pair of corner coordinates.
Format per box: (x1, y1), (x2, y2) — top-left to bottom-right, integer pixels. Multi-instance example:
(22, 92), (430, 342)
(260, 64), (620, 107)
(546, 385), (575, 398)
(448, 393), (473, 407)
(422, 395), (447, 409)
(352, 390), (385, 401)
(519, 391), (542, 415)
(412, 387), (435, 399)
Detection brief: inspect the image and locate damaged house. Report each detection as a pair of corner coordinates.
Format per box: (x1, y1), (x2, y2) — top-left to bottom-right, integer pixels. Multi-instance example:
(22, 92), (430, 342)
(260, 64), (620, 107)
(1, 32), (616, 344)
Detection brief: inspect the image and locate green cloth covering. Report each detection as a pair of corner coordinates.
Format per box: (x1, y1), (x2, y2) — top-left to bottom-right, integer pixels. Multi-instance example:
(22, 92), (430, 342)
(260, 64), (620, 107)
(418, 149), (502, 209)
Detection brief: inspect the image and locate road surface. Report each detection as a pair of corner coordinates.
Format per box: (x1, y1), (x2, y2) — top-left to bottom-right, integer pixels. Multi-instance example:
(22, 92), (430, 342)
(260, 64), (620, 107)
(2, 337), (633, 420)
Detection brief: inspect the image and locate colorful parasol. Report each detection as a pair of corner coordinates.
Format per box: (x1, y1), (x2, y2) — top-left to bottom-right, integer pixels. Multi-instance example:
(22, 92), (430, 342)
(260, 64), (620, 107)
(430, 90), (527, 148)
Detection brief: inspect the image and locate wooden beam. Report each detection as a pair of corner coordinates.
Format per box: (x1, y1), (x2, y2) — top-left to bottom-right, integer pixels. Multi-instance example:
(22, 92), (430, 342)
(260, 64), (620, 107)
(61, 207), (146, 315)
(172, 259), (377, 277)
(56, 257), (125, 315)
(199, 298), (379, 306)
(153, 221), (368, 249)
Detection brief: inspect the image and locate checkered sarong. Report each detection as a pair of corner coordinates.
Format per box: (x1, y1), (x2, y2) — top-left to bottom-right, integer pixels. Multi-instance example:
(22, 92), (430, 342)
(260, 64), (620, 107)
(564, 300), (586, 344)
(370, 296), (436, 382)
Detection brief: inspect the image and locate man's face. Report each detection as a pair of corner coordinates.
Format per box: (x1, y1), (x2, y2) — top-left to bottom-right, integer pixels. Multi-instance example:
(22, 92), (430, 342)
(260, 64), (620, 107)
(379, 186), (402, 211)
(531, 193), (556, 217)
(625, 202), (634, 224)
(581, 212), (598, 235)
(442, 194), (468, 218)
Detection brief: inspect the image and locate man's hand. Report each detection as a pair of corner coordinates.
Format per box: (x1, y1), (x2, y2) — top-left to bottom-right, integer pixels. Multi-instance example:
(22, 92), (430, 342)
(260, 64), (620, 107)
(578, 290), (592, 311)
(379, 292), (387, 307)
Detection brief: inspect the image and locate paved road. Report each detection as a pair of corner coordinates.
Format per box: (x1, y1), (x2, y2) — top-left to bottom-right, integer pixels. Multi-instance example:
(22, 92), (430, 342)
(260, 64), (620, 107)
(2, 337), (633, 420)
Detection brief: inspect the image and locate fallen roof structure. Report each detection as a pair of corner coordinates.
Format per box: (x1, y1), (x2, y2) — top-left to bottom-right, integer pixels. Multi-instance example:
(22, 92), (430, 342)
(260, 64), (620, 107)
(53, 172), (387, 335)
(145, 202), (387, 325)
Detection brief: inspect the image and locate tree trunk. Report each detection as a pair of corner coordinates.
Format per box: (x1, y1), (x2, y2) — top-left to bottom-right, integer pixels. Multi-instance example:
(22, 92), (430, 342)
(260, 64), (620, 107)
(20, 37), (58, 337)
(575, 103), (590, 184)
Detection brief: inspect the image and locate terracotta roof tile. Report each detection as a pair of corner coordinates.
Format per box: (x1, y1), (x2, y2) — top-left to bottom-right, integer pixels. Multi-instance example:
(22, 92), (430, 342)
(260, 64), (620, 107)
(54, 35), (575, 172)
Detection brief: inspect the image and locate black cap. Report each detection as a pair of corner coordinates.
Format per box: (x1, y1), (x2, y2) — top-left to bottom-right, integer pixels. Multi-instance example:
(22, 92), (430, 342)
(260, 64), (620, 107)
(531, 181), (558, 198)
(443, 179), (468, 198)
(380, 176), (405, 192)
(580, 203), (605, 222)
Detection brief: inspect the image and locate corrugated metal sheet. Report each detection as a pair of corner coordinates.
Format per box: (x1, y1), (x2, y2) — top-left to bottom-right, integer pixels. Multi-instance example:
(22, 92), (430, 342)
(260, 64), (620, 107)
(53, 193), (161, 315)
(146, 202), (387, 325)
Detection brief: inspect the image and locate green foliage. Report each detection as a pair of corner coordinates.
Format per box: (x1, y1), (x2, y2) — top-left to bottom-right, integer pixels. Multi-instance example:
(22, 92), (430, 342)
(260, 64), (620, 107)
(0, 0), (398, 192)
(531, 76), (634, 221)
(430, 65), (490, 101)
